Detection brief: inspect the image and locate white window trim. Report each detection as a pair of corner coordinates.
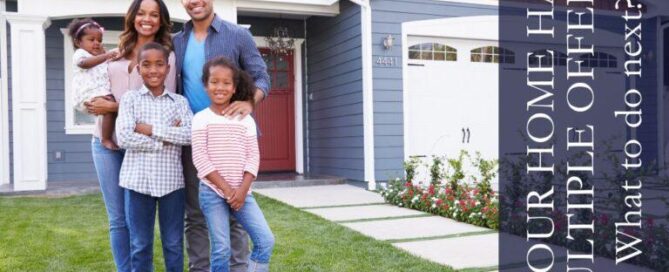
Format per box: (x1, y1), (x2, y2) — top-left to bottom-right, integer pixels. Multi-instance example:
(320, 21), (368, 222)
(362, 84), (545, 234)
(61, 28), (121, 135)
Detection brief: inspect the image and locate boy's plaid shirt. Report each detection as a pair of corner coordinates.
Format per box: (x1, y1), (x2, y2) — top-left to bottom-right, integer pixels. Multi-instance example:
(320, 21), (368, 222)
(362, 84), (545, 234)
(116, 85), (193, 197)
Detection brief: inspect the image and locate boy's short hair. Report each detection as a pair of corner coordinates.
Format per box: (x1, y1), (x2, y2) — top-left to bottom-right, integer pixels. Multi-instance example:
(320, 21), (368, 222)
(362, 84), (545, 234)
(137, 42), (170, 62)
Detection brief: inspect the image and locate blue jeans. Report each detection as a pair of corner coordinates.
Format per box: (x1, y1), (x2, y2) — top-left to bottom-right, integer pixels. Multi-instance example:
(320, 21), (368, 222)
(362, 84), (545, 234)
(126, 189), (185, 272)
(199, 184), (274, 272)
(91, 137), (130, 272)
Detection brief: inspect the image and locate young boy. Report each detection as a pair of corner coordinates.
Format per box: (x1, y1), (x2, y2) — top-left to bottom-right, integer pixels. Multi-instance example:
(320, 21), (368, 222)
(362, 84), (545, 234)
(116, 42), (192, 272)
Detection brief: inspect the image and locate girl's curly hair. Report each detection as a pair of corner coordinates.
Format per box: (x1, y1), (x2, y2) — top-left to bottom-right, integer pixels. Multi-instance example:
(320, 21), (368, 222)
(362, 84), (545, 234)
(202, 57), (257, 104)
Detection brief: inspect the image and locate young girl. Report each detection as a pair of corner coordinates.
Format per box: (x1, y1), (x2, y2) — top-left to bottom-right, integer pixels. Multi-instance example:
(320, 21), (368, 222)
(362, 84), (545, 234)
(116, 42), (192, 272)
(191, 57), (275, 272)
(67, 18), (119, 150)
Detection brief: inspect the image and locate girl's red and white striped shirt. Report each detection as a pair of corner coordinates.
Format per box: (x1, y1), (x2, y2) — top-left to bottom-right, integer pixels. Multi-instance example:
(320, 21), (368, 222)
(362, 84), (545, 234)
(191, 108), (259, 198)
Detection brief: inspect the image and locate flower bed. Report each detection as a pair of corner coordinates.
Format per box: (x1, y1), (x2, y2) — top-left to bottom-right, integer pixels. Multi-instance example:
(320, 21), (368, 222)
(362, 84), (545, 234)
(379, 152), (500, 230)
(381, 179), (499, 229)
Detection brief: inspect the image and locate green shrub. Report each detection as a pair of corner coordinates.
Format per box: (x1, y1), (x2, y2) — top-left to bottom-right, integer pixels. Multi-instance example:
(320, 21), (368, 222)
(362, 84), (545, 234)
(429, 156), (445, 186)
(403, 157), (421, 183)
(446, 150), (468, 192)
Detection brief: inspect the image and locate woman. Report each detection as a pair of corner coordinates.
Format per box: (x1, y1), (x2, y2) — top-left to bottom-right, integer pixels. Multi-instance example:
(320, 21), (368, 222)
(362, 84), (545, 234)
(85, 0), (176, 270)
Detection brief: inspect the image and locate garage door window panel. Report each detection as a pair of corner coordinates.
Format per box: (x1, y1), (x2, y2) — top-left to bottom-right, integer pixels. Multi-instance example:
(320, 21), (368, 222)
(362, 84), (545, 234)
(409, 43), (457, 61)
(529, 50), (567, 67)
(580, 52), (617, 68)
(471, 46), (515, 64)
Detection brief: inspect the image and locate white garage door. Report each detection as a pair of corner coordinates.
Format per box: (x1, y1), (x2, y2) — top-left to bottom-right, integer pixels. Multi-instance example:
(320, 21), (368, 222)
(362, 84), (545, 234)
(405, 36), (499, 163)
(404, 35), (626, 185)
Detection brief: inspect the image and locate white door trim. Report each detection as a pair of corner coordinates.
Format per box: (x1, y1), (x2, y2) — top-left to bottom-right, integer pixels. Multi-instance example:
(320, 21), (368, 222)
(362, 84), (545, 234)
(253, 36), (305, 174)
(0, 1), (9, 185)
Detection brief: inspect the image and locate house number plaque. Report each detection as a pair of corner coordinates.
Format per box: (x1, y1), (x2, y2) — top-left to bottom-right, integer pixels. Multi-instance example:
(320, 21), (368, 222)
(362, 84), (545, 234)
(375, 56), (399, 67)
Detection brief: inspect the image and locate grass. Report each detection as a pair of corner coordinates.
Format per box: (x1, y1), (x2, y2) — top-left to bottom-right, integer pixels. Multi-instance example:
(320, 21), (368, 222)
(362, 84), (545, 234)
(0, 193), (454, 272)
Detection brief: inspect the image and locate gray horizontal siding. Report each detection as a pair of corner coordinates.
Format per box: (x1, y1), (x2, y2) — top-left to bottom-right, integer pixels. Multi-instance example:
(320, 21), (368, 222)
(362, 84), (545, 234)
(371, 0), (497, 181)
(306, 0), (364, 181)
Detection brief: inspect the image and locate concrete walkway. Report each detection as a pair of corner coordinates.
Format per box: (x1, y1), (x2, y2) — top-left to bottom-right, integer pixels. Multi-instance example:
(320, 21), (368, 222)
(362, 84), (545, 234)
(255, 184), (499, 271)
(255, 184), (655, 271)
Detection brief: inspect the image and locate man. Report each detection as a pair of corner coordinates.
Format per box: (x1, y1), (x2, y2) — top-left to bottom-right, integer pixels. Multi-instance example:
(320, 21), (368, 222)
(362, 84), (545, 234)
(174, 0), (271, 271)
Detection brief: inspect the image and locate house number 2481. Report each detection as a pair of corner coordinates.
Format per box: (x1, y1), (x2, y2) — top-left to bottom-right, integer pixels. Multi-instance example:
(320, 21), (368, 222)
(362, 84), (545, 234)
(376, 57), (398, 67)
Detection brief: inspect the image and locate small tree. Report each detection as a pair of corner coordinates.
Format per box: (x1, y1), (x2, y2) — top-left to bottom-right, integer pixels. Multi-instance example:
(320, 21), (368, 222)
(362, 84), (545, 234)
(403, 157), (420, 183)
(446, 150), (468, 192)
(429, 156), (445, 186)
(472, 152), (498, 196)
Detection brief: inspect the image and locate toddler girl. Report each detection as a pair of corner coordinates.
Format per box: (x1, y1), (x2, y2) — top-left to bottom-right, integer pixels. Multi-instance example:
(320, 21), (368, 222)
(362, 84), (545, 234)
(67, 18), (119, 149)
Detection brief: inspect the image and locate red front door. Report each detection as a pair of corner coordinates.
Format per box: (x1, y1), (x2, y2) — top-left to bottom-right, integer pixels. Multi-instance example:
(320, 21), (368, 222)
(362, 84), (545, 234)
(256, 49), (295, 172)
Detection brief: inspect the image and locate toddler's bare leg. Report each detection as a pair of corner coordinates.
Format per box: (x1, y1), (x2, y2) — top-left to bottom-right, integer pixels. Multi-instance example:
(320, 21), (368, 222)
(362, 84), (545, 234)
(99, 95), (118, 150)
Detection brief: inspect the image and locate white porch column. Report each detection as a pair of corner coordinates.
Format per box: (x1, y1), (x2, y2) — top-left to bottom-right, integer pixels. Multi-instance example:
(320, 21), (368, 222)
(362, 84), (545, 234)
(0, 1), (9, 186)
(6, 14), (50, 191)
(350, 0), (376, 190)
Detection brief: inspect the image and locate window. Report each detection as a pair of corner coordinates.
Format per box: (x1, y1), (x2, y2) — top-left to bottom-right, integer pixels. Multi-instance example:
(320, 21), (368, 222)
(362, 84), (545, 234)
(260, 49), (293, 91)
(470, 46), (515, 64)
(579, 52), (618, 68)
(528, 49), (567, 66)
(61, 29), (121, 134)
(408, 43), (457, 61)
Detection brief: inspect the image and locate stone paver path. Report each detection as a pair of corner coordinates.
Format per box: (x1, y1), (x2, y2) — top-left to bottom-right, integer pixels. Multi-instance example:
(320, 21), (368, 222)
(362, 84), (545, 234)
(255, 184), (652, 271)
(255, 184), (384, 208)
(394, 233), (499, 269)
(342, 216), (489, 241)
(256, 184), (499, 270)
(306, 204), (426, 222)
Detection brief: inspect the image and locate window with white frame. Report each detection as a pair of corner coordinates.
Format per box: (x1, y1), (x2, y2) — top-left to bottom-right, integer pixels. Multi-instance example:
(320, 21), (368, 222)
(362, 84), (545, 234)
(61, 29), (121, 134)
(408, 43), (457, 61)
(579, 52), (618, 68)
(470, 46), (515, 64)
(528, 49), (567, 67)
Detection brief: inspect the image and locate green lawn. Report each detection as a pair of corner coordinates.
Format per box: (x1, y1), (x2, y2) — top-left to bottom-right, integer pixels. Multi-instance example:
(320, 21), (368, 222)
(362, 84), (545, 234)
(0, 193), (453, 272)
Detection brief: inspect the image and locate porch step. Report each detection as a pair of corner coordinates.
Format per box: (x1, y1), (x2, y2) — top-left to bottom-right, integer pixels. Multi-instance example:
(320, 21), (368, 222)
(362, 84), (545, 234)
(253, 173), (346, 189)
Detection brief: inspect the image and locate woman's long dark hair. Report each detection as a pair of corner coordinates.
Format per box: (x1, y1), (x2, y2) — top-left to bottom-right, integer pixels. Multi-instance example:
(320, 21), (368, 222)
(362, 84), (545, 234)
(118, 0), (173, 60)
(202, 57), (257, 104)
